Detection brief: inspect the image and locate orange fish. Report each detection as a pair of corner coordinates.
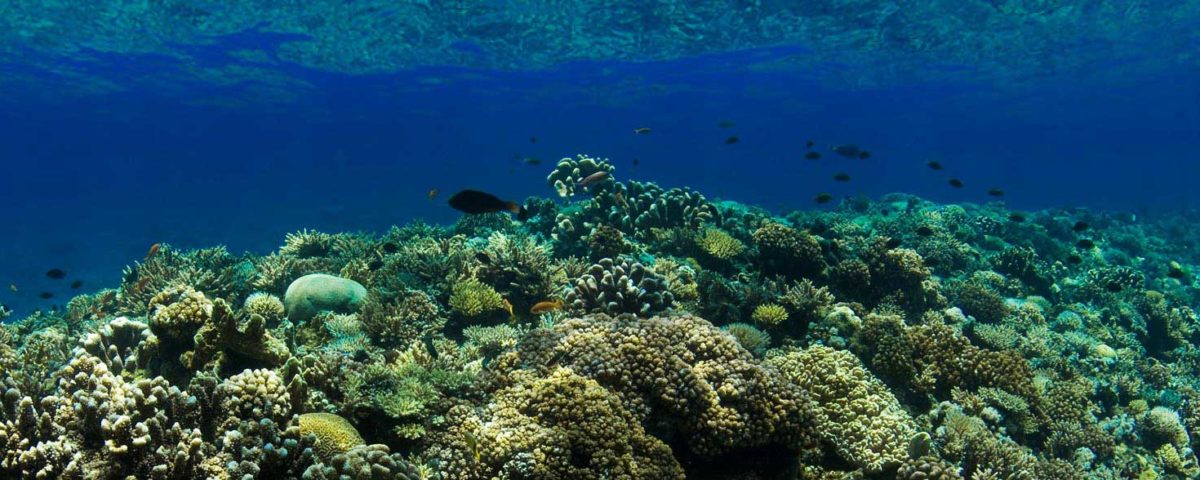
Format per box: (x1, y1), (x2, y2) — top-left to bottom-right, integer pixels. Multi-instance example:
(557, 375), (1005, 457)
(428, 188), (439, 200)
(530, 299), (564, 315)
(501, 298), (514, 318)
(145, 243), (161, 261)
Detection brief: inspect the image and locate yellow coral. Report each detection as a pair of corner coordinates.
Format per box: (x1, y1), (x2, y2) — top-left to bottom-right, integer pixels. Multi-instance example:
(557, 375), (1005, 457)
(697, 227), (745, 260)
(298, 412), (365, 460)
(448, 277), (504, 318)
(243, 292), (285, 322)
(751, 303), (789, 328)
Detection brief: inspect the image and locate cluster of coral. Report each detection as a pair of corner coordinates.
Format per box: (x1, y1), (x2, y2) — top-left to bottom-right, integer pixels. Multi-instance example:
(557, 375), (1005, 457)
(4, 154), (1200, 479)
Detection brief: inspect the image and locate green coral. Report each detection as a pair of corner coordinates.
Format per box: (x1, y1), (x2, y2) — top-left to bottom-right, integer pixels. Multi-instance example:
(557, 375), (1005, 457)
(751, 303), (789, 328)
(448, 277), (505, 320)
(721, 322), (771, 357)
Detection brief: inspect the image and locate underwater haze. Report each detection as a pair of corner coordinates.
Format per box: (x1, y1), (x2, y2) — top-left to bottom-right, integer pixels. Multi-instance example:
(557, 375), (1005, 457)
(3, 2), (1200, 479)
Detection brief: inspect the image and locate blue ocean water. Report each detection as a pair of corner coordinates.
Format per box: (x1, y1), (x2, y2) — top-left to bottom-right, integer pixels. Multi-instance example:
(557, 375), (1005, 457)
(0, 2), (1198, 316)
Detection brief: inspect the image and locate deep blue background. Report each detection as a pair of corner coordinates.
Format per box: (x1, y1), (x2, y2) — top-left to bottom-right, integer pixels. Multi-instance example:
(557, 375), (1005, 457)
(2, 41), (1199, 315)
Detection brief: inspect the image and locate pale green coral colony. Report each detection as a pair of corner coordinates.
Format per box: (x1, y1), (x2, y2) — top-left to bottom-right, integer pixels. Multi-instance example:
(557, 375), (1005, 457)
(5, 156), (1200, 479)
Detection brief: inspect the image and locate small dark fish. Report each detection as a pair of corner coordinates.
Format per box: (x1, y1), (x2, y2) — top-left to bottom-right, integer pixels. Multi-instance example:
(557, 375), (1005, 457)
(948, 178), (964, 188)
(39, 292), (54, 299)
(857, 151), (871, 160)
(927, 161), (944, 170)
(145, 243), (162, 261)
(814, 193), (833, 204)
(368, 259), (384, 271)
(634, 127), (652, 135)
(1167, 262), (1187, 279)
(1072, 221), (1089, 232)
(476, 252), (492, 265)
(382, 242), (398, 254)
(1008, 213), (1026, 223)
(832, 144), (861, 158)
(885, 237), (903, 249)
(1076, 239), (1096, 249)
(725, 136), (740, 145)
(70, 280), (83, 289)
(988, 188), (1005, 197)
(833, 172), (851, 182)
(1067, 254), (1083, 265)
(804, 151), (821, 160)
(632, 158), (640, 166)
(806, 140), (815, 149)
(448, 190), (528, 221)
(46, 269), (66, 280)
(916, 226), (934, 237)
(522, 157), (542, 166)
(529, 136), (538, 143)
(718, 120), (734, 128)
(578, 171), (611, 188)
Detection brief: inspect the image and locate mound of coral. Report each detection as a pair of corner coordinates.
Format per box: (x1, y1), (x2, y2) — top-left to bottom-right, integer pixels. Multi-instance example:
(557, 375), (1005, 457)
(4, 156), (1200, 479)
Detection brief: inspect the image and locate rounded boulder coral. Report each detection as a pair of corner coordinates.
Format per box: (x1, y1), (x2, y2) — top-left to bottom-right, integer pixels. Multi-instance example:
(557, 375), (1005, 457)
(298, 412), (366, 461)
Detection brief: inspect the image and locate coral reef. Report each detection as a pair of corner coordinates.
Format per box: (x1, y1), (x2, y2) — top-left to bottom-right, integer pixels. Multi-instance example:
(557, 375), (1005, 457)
(10, 161), (1200, 478)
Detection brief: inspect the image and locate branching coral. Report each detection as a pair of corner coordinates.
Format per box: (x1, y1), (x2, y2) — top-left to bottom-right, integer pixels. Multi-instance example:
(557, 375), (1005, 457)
(447, 277), (505, 320)
(546, 154), (616, 198)
(752, 222), (826, 279)
(476, 231), (556, 314)
(564, 257), (674, 318)
(118, 245), (251, 316)
(697, 227), (745, 262)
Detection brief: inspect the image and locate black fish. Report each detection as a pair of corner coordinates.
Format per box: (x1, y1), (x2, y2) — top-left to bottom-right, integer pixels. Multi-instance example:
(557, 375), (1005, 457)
(476, 252), (492, 264)
(46, 268), (66, 280)
(1067, 254), (1083, 265)
(832, 144), (861, 158)
(368, 260), (384, 271)
(39, 292), (54, 299)
(833, 172), (851, 182)
(632, 158), (640, 166)
(448, 190), (528, 221)
(804, 151), (821, 160)
(70, 280), (83, 289)
(988, 188), (1005, 197)
(927, 161), (944, 170)
(814, 193), (833, 204)
(529, 136), (538, 143)
(1076, 239), (1095, 249)
(725, 136), (740, 145)
(857, 151), (870, 160)
(1105, 282), (1124, 293)
(522, 157), (542, 166)
(885, 237), (903, 249)
(806, 140), (814, 149)
(916, 226), (934, 237)
(1008, 213), (1026, 223)
(718, 120), (734, 128)
(382, 242), (398, 254)
(1072, 221), (1089, 232)
(948, 178), (964, 188)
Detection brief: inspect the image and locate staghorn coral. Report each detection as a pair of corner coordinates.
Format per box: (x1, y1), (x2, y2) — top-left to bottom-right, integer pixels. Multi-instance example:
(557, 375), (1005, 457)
(431, 367), (684, 480)
(447, 277), (505, 320)
(244, 292), (286, 325)
(546, 153), (616, 198)
(563, 257), (674, 318)
(697, 227), (746, 262)
(767, 345), (918, 473)
(486, 314), (815, 457)
(281, 229), (335, 258)
(358, 290), (444, 349)
(751, 303), (789, 328)
(118, 245), (251, 316)
(476, 231), (556, 314)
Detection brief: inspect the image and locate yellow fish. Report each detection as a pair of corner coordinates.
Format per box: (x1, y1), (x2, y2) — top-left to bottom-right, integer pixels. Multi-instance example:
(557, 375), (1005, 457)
(501, 298), (514, 318)
(530, 299), (564, 315)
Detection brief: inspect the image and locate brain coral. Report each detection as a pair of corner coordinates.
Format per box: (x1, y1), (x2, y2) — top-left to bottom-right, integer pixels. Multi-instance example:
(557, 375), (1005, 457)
(564, 257), (674, 318)
(767, 345), (918, 473)
(487, 314), (814, 456)
(284, 274), (368, 323)
(299, 412), (366, 461)
(432, 368), (684, 480)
